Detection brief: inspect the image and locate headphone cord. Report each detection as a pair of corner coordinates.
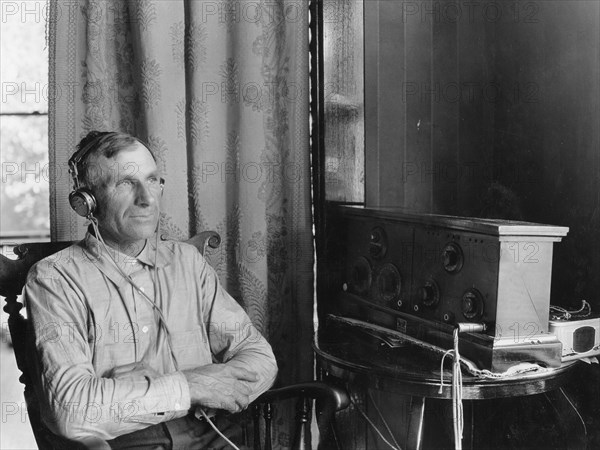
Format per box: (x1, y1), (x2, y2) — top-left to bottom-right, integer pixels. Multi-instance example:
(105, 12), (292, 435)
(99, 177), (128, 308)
(199, 409), (241, 450)
(89, 218), (180, 370)
(90, 219), (245, 445)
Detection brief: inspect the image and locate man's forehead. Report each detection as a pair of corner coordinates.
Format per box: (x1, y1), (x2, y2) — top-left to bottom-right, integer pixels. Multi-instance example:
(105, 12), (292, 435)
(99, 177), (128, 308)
(93, 143), (158, 181)
(99, 143), (154, 164)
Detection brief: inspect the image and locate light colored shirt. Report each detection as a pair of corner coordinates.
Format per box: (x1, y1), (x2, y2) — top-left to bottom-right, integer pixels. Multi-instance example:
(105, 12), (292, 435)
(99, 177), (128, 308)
(24, 233), (277, 442)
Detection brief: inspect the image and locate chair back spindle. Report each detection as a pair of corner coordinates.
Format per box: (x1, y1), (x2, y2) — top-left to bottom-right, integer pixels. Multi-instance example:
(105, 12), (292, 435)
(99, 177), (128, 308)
(252, 403), (263, 450)
(263, 403), (273, 450)
(293, 396), (311, 450)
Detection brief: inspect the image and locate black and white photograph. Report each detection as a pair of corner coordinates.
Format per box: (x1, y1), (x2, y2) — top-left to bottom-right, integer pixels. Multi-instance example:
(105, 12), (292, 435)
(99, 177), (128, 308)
(1, 1), (598, 449)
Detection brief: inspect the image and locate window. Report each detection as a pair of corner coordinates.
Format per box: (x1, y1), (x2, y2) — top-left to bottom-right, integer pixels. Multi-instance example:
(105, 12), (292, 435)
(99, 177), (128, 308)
(1, 0), (50, 245)
(1, 4), (49, 447)
(322, 0), (364, 203)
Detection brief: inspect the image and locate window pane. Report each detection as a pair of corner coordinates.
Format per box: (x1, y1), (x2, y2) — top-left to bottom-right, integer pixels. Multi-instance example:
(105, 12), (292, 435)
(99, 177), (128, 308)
(0, 115), (50, 238)
(0, 0), (49, 113)
(323, 0), (364, 202)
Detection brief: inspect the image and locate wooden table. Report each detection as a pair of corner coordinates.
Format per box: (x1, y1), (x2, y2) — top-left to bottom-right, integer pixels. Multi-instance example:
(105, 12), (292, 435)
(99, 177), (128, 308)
(314, 326), (585, 449)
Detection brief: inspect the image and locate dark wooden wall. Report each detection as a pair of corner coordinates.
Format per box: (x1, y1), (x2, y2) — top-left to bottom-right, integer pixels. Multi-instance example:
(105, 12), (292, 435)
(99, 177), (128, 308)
(365, 0), (600, 311)
(360, 1), (600, 447)
(492, 1), (600, 311)
(365, 0), (496, 214)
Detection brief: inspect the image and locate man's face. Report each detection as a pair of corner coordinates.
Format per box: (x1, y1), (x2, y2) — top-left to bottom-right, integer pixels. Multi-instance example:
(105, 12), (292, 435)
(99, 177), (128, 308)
(93, 142), (162, 255)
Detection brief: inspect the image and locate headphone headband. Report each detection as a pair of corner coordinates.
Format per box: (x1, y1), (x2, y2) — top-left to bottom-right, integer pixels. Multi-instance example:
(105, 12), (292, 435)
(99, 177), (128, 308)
(68, 132), (119, 218)
(68, 132), (118, 191)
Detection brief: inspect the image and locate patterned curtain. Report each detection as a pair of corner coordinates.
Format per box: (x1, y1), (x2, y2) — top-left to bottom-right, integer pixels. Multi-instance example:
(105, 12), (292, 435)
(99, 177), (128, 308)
(49, 0), (313, 445)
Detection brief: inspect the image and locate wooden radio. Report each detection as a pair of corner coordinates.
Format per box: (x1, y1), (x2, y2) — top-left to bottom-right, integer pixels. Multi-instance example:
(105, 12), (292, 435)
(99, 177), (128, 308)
(323, 205), (569, 371)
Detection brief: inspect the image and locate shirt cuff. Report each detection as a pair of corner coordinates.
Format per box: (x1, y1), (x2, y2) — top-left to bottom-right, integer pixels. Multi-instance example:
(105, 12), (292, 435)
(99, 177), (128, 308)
(123, 372), (191, 423)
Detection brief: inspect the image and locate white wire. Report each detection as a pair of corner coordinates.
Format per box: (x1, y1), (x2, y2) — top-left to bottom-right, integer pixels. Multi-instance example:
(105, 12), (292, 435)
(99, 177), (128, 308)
(199, 409), (241, 450)
(439, 349), (454, 394)
(550, 300), (591, 320)
(331, 316), (545, 379)
(452, 328), (463, 450)
(150, 226), (179, 371)
(559, 388), (588, 438)
(367, 389), (402, 450)
(439, 329), (465, 450)
(350, 395), (402, 450)
(90, 218), (180, 370)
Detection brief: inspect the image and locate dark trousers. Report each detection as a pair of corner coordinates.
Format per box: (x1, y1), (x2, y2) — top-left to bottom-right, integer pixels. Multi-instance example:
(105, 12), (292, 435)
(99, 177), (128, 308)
(107, 414), (246, 450)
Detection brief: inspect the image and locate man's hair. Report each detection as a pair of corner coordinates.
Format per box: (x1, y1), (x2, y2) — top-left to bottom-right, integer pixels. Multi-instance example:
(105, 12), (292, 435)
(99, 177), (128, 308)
(74, 131), (155, 191)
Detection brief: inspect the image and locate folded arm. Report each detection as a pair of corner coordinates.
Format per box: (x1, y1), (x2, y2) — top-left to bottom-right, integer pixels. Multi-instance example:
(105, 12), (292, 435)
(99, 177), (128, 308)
(24, 270), (191, 442)
(190, 257), (278, 411)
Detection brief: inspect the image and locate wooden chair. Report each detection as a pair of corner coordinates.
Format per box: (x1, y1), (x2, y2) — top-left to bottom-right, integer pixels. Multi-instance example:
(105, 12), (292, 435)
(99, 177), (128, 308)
(0, 232), (349, 449)
(248, 381), (349, 450)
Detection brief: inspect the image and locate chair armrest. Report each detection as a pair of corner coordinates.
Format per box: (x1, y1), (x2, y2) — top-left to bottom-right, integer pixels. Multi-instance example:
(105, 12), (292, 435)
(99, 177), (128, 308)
(249, 381), (350, 449)
(181, 231), (222, 256)
(255, 381), (349, 412)
(0, 241), (72, 297)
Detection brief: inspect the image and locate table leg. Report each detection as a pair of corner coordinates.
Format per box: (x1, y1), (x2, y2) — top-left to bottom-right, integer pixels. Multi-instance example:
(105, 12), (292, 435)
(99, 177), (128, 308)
(543, 388), (587, 450)
(406, 396), (426, 450)
(462, 401), (475, 450)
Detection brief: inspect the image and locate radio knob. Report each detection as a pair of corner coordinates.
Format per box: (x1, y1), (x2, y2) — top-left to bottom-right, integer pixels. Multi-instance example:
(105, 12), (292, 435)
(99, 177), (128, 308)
(461, 288), (484, 320)
(442, 243), (464, 273)
(369, 227), (387, 259)
(349, 257), (372, 295)
(418, 281), (439, 307)
(376, 263), (402, 304)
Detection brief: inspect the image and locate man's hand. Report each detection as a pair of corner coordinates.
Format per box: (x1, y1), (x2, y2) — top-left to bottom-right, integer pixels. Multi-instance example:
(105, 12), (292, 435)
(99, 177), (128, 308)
(183, 364), (259, 413)
(109, 362), (162, 381)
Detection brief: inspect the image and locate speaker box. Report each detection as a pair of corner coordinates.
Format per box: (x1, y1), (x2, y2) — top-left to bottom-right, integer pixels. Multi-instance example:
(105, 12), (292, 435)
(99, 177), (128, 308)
(549, 317), (600, 361)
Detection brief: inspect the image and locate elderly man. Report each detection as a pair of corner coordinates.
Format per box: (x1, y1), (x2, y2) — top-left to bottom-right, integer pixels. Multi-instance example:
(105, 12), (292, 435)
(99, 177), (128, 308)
(24, 131), (277, 449)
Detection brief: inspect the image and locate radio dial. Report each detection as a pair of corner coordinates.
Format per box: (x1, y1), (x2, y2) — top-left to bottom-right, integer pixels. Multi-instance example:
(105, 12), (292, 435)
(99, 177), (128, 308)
(461, 288), (484, 320)
(349, 257), (372, 295)
(369, 227), (387, 259)
(418, 280), (440, 307)
(442, 242), (464, 273)
(376, 263), (402, 304)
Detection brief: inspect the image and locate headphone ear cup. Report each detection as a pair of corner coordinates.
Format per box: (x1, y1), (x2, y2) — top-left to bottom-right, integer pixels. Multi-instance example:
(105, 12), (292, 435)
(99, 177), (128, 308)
(69, 188), (97, 218)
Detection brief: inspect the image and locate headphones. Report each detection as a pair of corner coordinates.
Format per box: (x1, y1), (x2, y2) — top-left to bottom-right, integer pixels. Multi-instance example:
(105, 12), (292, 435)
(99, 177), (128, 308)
(68, 132), (164, 219)
(68, 132), (118, 218)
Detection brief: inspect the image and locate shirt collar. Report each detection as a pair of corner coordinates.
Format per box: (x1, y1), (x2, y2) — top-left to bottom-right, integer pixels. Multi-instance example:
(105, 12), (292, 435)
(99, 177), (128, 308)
(136, 237), (172, 268)
(82, 232), (172, 286)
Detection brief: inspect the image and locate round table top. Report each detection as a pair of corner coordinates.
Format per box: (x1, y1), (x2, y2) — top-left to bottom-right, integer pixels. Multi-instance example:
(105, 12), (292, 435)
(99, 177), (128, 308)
(314, 328), (578, 400)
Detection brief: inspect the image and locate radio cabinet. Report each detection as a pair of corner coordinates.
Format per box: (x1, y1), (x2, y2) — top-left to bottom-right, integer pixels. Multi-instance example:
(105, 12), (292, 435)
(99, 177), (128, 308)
(325, 205), (569, 371)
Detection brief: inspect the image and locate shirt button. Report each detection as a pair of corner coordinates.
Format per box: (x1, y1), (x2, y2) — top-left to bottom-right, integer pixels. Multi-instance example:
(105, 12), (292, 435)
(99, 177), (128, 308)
(142, 326), (149, 333)
(140, 287), (145, 293)
(175, 403), (181, 409)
